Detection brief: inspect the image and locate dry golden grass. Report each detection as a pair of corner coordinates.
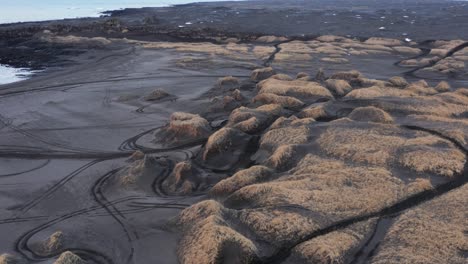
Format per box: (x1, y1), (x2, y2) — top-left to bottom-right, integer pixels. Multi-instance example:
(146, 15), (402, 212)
(42, 231), (65, 254)
(266, 144), (299, 170)
(345, 86), (418, 99)
(227, 104), (283, 134)
(257, 78), (333, 99)
(371, 184), (468, 264)
(288, 220), (376, 264)
(364, 37), (402, 47)
(406, 114), (468, 145)
(128, 150), (144, 161)
(203, 127), (247, 161)
(329, 70), (362, 81)
(392, 46), (422, 55)
(40, 34), (111, 47)
(178, 200), (226, 225)
(54, 251), (86, 264)
(231, 89), (243, 101)
(251, 67), (276, 82)
(162, 161), (197, 194)
(211, 166), (273, 197)
(271, 73), (293, 81)
(256, 35), (289, 43)
(259, 125), (310, 150)
(298, 104), (330, 120)
(320, 57), (349, 64)
(435, 81), (451, 92)
(296, 72), (310, 79)
(279, 41), (314, 54)
(358, 78), (389, 88)
(388, 76), (408, 88)
(253, 93), (305, 110)
(0, 254), (24, 264)
(348, 106), (394, 124)
(269, 116), (315, 130)
(405, 178), (434, 195)
(144, 88), (170, 101)
(178, 215), (258, 264)
(325, 79), (353, 96)
(164, 112), (211, 142)
(318, 121), (466, 175)
(397, 144), (465, 177)
(217, 76), (240, 89)
(274, 52), (313, 62)
(316, 35), (354, 43)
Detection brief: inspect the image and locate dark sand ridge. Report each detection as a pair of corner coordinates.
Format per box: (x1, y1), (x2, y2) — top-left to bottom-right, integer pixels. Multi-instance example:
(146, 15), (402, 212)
(0, 1), (468, 264)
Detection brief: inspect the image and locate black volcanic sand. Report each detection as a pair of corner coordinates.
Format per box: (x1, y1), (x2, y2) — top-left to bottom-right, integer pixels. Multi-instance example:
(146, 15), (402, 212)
(0, 1), (467, 264)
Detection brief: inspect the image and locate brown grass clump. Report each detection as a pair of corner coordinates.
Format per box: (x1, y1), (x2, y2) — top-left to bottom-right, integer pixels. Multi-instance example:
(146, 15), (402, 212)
(271, 73), (293, 81)
(260, 125), (310, 151)
(329, 70), (362, 81)
(178, 216), (257, 264)
(144, 89), (170, 101)
(43, 231), (65, 254)
(266, 144), (299, 170)
(320, 57), (349, 64)
(405, 178), (433, 195)
(162, 112), (211, 143)
(203, 127), (248, 161)
(163, 161), (197, 194)
(251, 67), (276, 82)
(296, 72), (309, 79)
(231, 89), (243, 101)
(348, 106), (394, 124)
(288, 220), (376, 264)
(0, 254), (24, 264)
(388, 76), (408, 88)
(227, 104), (284, 134)
(257, 78), (333, 99)
(345, 86), (418, 99)
(325, 79), (353, 96)
(253, 93), (305, 110)
(269, 116), (315, 130)
(54, 251), (86, 264)
(256, 35), (289, 43)
(397, 143), (465, 177)
(392, 46), (422, 55)
(364, 37), (402, 47)
(210, 166), (273, 197)
(178, 200), (225, 225)
(298, 104), (330, 120)
(371, 184), (468, 264)
(217, 76), (240, 90)
(435, 81), (451, 92)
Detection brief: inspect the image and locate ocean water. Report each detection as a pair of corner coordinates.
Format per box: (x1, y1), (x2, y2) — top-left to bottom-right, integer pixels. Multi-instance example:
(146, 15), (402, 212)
(0, 0), (234, 24)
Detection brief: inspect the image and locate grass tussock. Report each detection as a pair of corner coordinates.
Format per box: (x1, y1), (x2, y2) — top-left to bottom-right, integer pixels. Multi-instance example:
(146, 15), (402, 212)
(435, 81), (451, 92)
(364, 37), (402, 47)
(267, 144), (299, 170)
(211, 166), (273, 197)
(144, 88), (170, 101)
(325, 79), (353, 96)
(253, 93), (305, 110)
(54, 251), (86, 264)
(203, 127), (247, 160)
(270, 116), (315, 130)
(178, 216), (258, 264)
(296, 72), (310, 79)
(289, 220), (376, 264)
(227, 104), (283, 134)
(320, 57), (349, 63)
(0, 254), (24, 264)
(217, 76), (240, 89)
(329, 70), (362, 81)
(271, 73), (293, 81)
(44, 231), (65, 254)
(260, 125), (310, 150)
(348, 106), (394, 124)
(388, 76), (408, 88)
(371, 184), (468, 264)
(167, 112), (212, 140)
(257, 78), (333, 99)
(251, 67), (276, 82)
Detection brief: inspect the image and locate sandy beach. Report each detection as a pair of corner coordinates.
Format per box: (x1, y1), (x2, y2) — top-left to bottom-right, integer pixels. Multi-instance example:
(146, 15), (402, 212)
(0, 1), (467, 264)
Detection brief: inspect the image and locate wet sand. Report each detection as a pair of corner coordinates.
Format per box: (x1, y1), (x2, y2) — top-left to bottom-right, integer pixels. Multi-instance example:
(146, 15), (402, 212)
(0, 1), (467, 264)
